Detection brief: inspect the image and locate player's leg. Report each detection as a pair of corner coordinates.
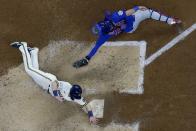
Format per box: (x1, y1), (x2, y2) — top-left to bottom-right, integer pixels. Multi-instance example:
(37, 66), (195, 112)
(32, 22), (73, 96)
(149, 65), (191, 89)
(130, 8), (181, 33)
(129, 9), (151, 33)
(17, 42), (57, 90)
(18, 42), (34, 74)
(148, 9), (183, 33)
(149, 9), (180, 25)
(29, 47), (39, 70)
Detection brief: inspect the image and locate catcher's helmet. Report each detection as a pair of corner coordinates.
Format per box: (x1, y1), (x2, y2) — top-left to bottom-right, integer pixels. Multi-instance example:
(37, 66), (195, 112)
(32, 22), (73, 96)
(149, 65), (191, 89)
(92, 24), (101, 35)
(92, 20), (114, 35)
(70, 85), (82, 100)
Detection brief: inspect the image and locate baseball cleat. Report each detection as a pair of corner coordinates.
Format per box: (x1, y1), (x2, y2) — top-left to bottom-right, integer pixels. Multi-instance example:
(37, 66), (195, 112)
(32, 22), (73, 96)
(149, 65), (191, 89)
(170, 18), (182, 25)
(173, 19), (184, 34)
(27, 47), (34, 52)
(10, 42), (23, 48)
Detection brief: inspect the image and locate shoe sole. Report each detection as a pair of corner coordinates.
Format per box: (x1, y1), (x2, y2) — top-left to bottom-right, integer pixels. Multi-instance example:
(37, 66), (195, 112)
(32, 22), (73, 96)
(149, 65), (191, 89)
(10, 42), (24, 48)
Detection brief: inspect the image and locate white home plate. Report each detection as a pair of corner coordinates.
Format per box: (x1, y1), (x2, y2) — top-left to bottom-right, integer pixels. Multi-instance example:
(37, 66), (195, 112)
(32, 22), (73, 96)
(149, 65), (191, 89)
(87, 99), (104, 118)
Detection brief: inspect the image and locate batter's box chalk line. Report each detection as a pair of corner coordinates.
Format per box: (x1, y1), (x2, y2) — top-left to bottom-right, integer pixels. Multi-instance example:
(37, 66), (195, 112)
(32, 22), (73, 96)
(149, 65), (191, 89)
(145, 23), (196, 66)
(104, 41), (147, 95)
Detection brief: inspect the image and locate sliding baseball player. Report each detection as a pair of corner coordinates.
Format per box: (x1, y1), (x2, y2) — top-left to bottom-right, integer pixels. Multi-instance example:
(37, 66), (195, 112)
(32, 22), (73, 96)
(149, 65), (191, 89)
(10, 42), (98, 124)
(73, 6), (183, 68)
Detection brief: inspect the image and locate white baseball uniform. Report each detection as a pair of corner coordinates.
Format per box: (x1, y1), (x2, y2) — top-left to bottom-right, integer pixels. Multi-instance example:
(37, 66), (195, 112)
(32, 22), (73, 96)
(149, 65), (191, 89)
(19, 42), (86, 106)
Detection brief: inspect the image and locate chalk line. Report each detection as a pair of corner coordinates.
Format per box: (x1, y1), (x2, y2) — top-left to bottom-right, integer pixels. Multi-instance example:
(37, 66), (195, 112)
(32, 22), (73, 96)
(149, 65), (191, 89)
(145, 23), (196, 66)
(107, 121), (140, 131)
(103, 41), (145, 47)
(104, 41), (147, 94)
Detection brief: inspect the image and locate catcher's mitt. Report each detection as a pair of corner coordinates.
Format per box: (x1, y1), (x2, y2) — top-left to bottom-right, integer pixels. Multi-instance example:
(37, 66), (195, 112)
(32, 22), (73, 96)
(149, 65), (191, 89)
(73, 58), (88, 68)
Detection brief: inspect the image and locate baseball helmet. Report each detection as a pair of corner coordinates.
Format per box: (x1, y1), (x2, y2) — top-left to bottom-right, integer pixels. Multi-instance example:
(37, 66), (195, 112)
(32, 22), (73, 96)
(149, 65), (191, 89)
(70, 84), (82, 100)
(92, 20), (114, 35)
(92, 24), (101, 35)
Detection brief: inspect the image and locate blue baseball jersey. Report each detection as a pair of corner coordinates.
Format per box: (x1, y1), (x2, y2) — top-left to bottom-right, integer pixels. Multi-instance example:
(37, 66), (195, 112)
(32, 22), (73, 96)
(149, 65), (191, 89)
(86, 10), (135, 59)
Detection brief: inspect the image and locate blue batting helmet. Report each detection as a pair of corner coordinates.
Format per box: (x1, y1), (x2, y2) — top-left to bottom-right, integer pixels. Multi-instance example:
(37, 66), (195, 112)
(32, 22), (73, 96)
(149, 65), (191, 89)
(70, 85), (82, 100)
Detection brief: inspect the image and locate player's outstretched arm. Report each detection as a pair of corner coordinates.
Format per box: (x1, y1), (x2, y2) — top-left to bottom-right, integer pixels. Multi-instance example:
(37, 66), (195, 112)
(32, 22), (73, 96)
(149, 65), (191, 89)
(73, 35), (111, 68)
(82, 102), (98, 124)
(74, 98), (98, 124)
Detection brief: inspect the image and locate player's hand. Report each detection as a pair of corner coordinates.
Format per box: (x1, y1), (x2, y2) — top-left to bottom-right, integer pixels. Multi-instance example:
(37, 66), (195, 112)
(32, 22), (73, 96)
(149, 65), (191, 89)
(89, 116), (98, 124)
(55, 96), (64, 102)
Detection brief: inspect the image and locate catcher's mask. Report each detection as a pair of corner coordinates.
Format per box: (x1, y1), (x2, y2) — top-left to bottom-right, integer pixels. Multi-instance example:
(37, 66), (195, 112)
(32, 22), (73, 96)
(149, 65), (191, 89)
(70, 84), (82, 100)
(92, 20), (114, 35)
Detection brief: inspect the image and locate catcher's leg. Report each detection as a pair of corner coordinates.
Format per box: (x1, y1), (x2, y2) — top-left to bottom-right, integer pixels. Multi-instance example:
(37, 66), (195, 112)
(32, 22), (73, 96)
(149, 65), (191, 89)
(129, 9), (151, 33)
(148, 9), (181, 25)
(129, 9), (182, 33)
(149, 9), (183, 33)
(19, 42), (57, 90)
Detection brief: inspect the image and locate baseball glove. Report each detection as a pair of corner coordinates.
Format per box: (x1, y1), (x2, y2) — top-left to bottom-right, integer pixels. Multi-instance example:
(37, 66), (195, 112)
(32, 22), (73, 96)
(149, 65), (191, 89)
(73, 58), (89, 68)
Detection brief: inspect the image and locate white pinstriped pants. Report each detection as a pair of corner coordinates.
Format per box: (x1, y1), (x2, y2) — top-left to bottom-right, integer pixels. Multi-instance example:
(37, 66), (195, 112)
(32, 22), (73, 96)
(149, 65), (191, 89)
(19, 42), (57, 90)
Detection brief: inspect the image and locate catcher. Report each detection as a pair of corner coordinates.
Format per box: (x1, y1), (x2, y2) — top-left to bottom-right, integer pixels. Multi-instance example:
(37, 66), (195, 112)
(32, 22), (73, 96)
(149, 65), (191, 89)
(73, 6), (182, 68)
(10, 42), (98, 124)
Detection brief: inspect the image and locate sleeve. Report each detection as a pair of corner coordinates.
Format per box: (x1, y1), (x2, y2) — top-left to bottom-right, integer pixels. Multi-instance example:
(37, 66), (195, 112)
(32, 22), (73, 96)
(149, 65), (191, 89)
(111, 10), (126, 23)
(86, 34), (111, 60)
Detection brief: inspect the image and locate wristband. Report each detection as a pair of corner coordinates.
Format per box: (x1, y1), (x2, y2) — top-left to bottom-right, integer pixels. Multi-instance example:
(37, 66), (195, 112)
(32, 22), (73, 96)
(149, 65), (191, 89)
(88, 111), (93, 118)
(133, 6), (139, 12)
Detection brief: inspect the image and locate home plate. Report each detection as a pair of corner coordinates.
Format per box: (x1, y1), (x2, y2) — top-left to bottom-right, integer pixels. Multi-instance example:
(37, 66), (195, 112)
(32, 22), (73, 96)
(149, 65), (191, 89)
(86, 99), (104, 118)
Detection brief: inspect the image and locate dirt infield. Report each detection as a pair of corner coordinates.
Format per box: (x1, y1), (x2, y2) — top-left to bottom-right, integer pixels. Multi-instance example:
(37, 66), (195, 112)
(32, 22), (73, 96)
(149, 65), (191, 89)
(0, 0), (196, 130)
(0, 41), (140, 131)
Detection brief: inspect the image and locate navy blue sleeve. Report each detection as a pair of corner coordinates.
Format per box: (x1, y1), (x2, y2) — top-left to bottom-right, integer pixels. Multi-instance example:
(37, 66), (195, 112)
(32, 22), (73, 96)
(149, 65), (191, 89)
(86, 34), (111, 60)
